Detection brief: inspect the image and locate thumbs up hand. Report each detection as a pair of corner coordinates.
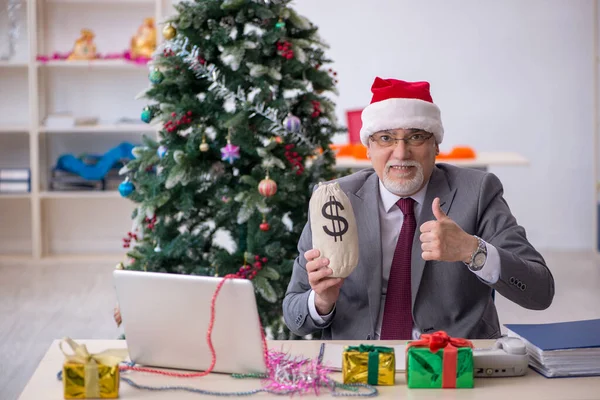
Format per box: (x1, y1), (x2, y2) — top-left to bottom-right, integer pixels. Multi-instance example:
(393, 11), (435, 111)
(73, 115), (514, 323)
(419, 197), (478, 262)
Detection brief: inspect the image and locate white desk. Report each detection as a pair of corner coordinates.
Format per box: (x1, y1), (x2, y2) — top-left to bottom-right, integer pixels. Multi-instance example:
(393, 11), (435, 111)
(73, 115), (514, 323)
(18, 339), (600, 399)
(335, 152), (529, 170)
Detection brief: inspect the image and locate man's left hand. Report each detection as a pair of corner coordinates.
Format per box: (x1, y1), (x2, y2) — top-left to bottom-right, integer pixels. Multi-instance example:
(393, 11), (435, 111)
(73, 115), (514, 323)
(419, 197), (478, 262)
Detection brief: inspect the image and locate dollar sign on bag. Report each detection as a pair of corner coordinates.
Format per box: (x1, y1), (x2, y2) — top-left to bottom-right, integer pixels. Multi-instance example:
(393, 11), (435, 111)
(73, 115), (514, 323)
(322, 195), (348, 242)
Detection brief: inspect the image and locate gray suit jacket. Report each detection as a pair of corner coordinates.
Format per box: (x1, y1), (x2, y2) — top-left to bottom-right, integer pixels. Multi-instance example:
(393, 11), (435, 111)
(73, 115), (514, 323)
(283, 164), (554, 340)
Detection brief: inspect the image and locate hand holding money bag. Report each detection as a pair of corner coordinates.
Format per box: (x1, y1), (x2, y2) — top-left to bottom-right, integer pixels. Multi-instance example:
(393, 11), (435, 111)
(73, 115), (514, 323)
(309, 182), (359, 278)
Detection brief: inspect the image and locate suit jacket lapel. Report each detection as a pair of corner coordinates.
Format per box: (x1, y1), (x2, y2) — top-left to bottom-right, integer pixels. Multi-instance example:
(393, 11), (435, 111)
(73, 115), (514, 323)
(411, 166), (457, 308)
(352, 172), (382, 335)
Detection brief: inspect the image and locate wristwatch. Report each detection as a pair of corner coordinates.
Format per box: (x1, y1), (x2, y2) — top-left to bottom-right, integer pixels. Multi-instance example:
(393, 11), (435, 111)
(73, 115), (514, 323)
(465, 236), (487, 272)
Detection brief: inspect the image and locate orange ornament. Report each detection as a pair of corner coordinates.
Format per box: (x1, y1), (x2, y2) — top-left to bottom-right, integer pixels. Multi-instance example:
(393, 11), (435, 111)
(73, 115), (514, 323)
(436, 146), (476, 160)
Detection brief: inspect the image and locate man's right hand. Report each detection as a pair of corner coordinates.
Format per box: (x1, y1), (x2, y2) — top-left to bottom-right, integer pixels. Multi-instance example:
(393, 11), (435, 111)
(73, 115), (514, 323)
(305, 249), (344, 315)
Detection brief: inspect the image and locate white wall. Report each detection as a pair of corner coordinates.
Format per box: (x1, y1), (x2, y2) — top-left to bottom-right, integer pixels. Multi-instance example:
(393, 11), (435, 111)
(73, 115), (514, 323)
(293, 0), (596, 250)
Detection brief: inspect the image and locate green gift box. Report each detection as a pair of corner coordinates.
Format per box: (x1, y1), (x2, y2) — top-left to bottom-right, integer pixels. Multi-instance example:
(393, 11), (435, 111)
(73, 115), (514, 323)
(406, 331), (474, 389)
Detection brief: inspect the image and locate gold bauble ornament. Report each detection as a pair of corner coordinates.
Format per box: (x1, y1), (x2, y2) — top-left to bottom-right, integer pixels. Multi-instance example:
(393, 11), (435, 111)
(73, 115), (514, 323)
(162, 23), (177, 40)
(200, 135), (209, 152)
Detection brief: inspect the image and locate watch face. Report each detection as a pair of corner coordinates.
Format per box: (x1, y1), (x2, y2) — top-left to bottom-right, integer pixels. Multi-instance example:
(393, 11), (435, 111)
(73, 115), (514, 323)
(474, 252), (487, 268)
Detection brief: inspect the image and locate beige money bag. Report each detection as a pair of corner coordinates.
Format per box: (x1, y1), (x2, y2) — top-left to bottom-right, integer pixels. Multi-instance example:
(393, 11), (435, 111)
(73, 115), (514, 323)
(309, 182), (359, 278)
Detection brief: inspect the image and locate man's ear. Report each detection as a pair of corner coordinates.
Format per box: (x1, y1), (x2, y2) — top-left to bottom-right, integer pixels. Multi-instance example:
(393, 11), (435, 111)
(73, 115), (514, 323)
(435, 143), (440, 156)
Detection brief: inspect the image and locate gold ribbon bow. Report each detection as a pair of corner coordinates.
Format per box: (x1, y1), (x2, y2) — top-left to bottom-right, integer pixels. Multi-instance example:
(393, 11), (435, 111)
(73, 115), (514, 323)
(60, 337), (128, 398)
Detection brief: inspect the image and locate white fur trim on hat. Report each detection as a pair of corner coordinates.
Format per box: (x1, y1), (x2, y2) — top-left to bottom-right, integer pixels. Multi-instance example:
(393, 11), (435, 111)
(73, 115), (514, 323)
(360, 98), (444, 146)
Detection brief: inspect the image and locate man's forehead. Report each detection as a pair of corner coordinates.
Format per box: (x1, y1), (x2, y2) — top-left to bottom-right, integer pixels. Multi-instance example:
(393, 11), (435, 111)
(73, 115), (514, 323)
(374, 128), (423, 136)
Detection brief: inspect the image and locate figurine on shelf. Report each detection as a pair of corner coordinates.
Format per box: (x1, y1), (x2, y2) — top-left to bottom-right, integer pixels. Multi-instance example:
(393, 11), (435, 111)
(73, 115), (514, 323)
(130, 17), (156, 59)
(67, 29), (97, 60)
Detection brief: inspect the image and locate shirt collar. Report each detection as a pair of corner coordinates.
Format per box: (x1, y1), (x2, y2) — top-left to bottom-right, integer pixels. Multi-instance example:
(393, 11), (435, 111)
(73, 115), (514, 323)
(379, 178), (429, 213)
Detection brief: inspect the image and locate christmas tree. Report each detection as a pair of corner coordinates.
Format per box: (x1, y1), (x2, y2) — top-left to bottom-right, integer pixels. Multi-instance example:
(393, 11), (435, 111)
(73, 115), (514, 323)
(119, 0), (342, 338)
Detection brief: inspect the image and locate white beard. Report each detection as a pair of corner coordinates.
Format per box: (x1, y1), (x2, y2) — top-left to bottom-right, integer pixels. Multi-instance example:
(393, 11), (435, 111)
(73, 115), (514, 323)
(382, 160), (424, 196)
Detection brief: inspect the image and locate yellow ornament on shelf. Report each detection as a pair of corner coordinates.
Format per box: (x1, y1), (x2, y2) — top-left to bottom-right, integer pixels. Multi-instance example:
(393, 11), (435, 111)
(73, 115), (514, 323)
(162, 23), (177, 40)
(130, 17), (157, 59)
(67, 29), (97, 60)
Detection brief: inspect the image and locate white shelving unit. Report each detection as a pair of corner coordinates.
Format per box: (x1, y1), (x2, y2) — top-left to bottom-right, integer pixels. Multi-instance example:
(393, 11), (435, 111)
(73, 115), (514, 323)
(0, 0), (167, 259)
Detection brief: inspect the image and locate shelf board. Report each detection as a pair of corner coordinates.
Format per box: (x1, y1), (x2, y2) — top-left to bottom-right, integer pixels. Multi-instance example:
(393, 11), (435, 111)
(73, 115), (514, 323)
(0, 125), (29, 133)
(0, 61), (28, 68)
(39, 124), (158, 134)
(37, 59), (149, 69)
(0, 193), (31, 200)
(40, 191), (124, 199)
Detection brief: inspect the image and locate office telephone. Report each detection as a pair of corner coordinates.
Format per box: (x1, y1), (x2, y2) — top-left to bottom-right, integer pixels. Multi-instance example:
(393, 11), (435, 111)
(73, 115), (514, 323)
(473, 336), (529, 377)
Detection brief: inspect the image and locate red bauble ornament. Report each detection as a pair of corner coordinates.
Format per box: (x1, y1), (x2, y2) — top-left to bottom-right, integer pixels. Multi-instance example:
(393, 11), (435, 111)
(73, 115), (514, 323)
(260, 222), (270, 231)
(258, 174), (277, 197)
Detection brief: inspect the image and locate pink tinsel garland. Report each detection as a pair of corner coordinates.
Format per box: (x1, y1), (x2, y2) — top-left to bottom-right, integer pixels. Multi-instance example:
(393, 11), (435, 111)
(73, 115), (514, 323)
(36, 51), (150, 65)
(263, 350), (333, 395)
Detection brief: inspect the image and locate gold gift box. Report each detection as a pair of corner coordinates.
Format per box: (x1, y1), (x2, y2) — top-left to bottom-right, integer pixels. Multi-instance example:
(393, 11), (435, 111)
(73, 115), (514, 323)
(63, 363), (119, 399)
(60, 338), (128, 399)
(342, 345), (395, 386)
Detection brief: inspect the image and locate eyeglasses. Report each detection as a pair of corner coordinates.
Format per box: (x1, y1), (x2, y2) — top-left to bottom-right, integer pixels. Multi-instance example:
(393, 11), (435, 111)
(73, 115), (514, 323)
(368, 131), (434, 148)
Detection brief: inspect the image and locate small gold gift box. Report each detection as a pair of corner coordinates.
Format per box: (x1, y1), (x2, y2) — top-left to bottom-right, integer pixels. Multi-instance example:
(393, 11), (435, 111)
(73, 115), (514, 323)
(61, 338), (128, 399)
(342, 345), (395, 386)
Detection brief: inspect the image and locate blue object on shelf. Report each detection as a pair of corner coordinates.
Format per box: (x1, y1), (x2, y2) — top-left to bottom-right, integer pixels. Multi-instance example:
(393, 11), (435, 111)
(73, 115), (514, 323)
(55, 142), (136, 181)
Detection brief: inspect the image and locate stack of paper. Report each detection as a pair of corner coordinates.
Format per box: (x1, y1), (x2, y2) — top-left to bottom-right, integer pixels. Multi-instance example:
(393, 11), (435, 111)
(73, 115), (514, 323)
(505, 319), (600, 378)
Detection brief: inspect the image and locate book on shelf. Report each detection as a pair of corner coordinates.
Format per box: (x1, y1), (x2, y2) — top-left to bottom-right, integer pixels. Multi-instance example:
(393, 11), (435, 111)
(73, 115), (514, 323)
(0, 181), (30, 193)
(505, 319), (600, 378)
(50, 168), (122, 191)
(0, 168), (30, 181)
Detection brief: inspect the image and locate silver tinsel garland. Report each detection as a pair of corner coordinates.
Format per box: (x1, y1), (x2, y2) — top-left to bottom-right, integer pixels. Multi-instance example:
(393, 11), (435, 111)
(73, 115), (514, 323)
(1, 0), (23, 61)
(161, 37), (318, 150)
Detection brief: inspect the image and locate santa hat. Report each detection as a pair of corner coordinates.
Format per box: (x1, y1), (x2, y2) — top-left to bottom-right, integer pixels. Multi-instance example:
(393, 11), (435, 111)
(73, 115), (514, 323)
(360, 77), (444, 146)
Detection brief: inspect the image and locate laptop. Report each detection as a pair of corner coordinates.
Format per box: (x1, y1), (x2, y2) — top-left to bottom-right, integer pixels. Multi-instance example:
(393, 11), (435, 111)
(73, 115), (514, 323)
(113, 269), (268, 374)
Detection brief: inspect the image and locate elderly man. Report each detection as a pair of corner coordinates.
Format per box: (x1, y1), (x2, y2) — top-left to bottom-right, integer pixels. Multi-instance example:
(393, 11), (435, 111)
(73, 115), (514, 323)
(283, 77), (554, 340)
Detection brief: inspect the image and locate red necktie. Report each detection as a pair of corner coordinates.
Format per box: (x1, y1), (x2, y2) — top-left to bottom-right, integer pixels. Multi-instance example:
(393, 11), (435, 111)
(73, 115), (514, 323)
(380, 197), (415, 340)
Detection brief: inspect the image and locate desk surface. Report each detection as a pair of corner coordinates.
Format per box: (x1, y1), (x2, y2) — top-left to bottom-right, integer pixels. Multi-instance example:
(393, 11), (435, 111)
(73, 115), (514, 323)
(335, 152), (529, 169)
(19, 339), (600, 400)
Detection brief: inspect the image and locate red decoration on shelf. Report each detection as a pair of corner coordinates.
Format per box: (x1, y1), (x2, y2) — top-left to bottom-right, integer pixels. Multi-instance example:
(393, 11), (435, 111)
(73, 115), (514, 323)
(276, 41), (294, 60)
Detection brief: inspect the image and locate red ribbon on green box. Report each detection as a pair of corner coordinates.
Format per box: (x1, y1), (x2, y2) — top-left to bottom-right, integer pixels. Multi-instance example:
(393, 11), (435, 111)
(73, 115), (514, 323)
(407, 331), (473, 388)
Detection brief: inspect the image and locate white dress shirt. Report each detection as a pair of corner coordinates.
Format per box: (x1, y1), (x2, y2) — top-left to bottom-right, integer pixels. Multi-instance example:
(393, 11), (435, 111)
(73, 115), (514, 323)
(308, 179), (501, 339)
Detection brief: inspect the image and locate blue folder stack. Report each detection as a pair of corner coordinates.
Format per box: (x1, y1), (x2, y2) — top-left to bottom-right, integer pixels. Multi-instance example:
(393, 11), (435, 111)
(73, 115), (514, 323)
(505, 319), (600, 378)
